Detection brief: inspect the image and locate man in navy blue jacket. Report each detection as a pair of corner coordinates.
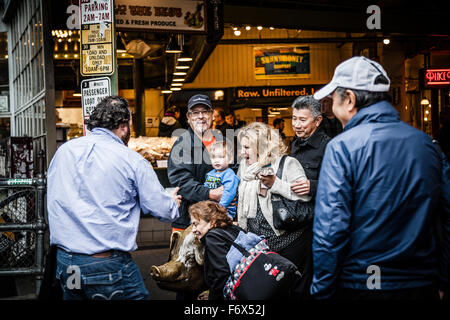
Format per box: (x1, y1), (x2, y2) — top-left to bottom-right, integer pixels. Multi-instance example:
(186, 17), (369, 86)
(311, 56), (449, 300)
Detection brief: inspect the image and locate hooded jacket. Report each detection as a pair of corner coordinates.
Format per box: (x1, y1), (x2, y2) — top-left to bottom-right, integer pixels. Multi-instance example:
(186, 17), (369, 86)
(311, 100), (449, 298)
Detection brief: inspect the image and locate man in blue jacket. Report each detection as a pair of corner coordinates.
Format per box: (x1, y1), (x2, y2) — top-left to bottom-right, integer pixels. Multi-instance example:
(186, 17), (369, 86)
(311, 56), (449, 300)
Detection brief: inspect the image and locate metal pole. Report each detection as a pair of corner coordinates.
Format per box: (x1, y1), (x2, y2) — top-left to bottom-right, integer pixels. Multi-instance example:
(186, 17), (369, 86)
(34, 149), (47, 295)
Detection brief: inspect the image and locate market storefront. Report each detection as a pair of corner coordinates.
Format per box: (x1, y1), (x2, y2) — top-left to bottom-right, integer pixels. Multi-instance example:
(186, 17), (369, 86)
(1, 1), (449, 247)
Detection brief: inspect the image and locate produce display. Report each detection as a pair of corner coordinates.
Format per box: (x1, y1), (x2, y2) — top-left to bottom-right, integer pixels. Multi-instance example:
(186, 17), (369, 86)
(128, 136), (177, 166)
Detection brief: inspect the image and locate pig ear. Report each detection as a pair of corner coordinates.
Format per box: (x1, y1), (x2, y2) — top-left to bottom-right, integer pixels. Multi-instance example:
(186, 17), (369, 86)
(169, 231), (181, 261)
(193, 239), (205, 266)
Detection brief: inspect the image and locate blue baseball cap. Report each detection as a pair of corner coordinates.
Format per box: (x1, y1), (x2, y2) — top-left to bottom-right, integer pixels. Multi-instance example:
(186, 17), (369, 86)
(187, 94), (213, 111)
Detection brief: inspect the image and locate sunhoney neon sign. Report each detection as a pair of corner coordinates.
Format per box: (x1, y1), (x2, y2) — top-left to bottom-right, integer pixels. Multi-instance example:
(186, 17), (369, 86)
(425, 69), (450, 86)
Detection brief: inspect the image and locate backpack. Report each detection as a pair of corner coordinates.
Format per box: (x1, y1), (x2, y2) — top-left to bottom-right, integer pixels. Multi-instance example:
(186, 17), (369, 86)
(222, 230), (302, 300)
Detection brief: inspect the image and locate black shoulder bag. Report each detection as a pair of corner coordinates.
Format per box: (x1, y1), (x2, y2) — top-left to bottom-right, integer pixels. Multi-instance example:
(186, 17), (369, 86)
(271, 155), (315, 231)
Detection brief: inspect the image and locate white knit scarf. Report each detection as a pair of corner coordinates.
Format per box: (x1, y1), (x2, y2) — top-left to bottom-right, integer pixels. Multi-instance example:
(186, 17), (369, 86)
(237, 161), (261, 231)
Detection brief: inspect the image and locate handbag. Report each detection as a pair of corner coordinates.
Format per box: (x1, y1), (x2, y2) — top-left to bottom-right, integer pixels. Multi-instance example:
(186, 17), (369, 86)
(222, 230), (301, 300)
(271, 155), (315, 231)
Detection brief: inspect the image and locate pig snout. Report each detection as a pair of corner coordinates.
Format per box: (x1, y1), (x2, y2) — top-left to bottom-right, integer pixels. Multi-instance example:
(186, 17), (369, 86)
(150, 225), (206, 293)
(151, 261), (183, 280)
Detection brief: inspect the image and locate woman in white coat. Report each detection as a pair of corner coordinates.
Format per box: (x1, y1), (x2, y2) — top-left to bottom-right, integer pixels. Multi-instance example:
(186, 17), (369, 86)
(237, 122), (313, 298)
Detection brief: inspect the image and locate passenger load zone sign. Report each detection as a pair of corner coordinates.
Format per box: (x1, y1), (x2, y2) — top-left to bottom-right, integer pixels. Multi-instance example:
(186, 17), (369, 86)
(80, 0), (115, 76)
(81, 77), (111, 135)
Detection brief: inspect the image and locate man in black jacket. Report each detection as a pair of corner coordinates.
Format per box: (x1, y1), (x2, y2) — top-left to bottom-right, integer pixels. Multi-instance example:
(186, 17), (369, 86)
(290, 96), (330, 198)
(288, 95), (330, 299)
(167, 94), (225, 231)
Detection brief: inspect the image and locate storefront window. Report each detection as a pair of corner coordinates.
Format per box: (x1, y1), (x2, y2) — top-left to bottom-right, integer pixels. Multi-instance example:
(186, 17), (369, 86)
(0, 32), (10, 140)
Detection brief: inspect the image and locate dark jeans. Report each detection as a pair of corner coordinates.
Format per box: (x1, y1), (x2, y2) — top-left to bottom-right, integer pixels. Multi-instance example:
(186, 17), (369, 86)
(56, 248), (149, 300)
(277, 226), (313, 300)
(334, 285), (440, 301)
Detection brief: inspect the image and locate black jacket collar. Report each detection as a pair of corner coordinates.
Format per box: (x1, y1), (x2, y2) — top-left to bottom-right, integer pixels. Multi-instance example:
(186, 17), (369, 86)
(292, 128), (326, 150)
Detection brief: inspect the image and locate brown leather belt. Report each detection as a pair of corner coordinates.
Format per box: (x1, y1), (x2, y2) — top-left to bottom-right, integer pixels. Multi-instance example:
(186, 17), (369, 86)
(92, 251), (112, 258)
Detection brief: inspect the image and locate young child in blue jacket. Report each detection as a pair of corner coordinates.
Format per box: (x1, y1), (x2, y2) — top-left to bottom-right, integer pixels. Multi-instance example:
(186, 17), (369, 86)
(204, 141), (240, 219)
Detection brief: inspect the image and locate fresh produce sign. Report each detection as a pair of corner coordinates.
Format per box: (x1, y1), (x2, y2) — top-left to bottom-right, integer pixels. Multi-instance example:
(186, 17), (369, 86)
(114, 0), (206, 33)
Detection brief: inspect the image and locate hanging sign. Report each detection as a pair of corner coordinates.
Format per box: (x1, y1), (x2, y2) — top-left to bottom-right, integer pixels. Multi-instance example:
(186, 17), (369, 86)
(234, 85), (323, 100)
(114, 0), (206, 33)
(80, 0), (115, 76)
(424, 69), (450, 87)
(81, 77), (111, 134)
(254, 46), (310, 80)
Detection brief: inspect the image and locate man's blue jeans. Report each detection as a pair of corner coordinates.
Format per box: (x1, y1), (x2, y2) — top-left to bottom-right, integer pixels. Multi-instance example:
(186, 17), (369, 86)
(56, 248), (149, 300)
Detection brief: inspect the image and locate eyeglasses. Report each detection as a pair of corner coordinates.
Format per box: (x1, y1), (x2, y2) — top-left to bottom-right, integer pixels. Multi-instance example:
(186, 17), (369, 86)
(188, 109), (212, 118)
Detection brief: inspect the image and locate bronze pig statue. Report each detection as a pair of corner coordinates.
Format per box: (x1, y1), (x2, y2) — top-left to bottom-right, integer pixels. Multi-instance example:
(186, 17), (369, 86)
(151, 225), (206, 293)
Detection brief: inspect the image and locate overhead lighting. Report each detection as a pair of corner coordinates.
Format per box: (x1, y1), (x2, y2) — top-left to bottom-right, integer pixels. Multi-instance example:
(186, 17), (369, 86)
(268, 114), (276, 117)
(176, 65), (189, 69)
(245, 26), (251, 31)
(257, 26), (263, 30)
(73, 93), (82, 97)
(232, 27), (238, 31)
(161, 90), (172, 94)
(173, 72), (187, 76)
(269, 27), (274, 30)
(172, 78), (185, 82)
(420, 98), (430, 105)
(234, 30), (241, 36)
(171, 83), (183, 86)
(383, 38), (390, 45)
(170, 87), (182, 91)
(178, 56), (192, 62)
(215, 90), (224, 98)
(270, 111), (281, 115)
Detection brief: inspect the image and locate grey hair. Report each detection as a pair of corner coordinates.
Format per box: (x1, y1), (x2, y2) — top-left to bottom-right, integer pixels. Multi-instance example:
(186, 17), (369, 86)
(291, 95), (322, 118)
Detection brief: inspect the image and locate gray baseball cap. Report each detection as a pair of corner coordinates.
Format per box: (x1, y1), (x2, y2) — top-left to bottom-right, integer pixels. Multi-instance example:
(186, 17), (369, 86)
(187, 94), (213, 110)
(314, 56), (390, 100)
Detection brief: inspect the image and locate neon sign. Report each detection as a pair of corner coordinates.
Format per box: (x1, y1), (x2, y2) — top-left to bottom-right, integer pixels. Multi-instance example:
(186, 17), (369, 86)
(425, 69), (450, 86)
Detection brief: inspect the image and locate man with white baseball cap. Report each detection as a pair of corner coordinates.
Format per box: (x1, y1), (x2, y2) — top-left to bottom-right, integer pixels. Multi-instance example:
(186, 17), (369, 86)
(311, 56), (449, 300)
